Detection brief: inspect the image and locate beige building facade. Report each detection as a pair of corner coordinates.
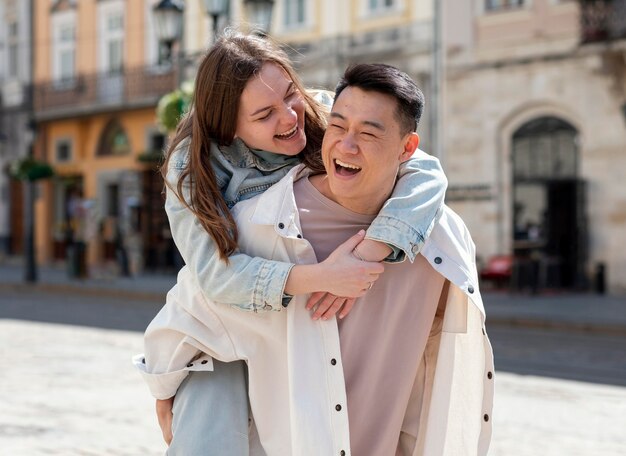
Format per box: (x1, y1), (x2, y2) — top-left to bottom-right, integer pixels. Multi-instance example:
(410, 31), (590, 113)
(443, 0), (626, 293)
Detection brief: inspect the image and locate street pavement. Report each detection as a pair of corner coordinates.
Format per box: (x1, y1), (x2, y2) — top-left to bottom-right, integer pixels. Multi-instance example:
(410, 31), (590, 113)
(2, 260), (626, 454)
(2, 261), (626, 335)
(2, 317), (626, 455)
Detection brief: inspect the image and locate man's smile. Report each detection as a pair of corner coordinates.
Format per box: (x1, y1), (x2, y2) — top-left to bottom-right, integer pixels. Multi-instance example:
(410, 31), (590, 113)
(334, 158), (362, 176)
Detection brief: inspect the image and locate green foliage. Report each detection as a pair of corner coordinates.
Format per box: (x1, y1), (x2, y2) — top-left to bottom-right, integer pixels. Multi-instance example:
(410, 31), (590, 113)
(137, 149), (165, 164)
(9, 157), (55, 182)
(156, 81), (194, 132)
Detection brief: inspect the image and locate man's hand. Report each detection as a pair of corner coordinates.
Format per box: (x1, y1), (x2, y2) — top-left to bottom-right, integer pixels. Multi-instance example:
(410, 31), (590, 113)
(156, 397), (174, 446)
(306, 292), (356, 320)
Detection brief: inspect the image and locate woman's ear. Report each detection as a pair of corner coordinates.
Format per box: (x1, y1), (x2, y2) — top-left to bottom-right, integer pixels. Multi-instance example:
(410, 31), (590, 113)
(400, 132), (420, 162)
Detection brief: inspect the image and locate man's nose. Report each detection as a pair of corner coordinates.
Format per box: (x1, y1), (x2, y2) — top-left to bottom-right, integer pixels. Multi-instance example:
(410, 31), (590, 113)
(337, 133), (358, 154)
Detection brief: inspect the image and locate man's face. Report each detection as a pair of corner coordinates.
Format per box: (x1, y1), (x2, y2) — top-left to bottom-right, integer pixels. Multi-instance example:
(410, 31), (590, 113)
(318, 86), (419, 214)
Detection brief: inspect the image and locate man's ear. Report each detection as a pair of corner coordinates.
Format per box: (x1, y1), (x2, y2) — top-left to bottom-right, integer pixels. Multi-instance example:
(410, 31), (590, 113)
(400, 132), (420, 162)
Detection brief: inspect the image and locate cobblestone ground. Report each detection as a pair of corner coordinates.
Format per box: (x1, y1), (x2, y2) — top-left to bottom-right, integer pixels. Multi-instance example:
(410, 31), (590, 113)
(0, 320), (165, 455)
(1, 319), (626, 455)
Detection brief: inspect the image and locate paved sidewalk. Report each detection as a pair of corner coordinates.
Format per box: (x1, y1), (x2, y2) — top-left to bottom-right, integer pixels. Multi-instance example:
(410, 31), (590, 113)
(484, 291), (626, 336)
(2, 260), (626, 334)
(2, 318), (626, 455)
(0, 261), (176, 301)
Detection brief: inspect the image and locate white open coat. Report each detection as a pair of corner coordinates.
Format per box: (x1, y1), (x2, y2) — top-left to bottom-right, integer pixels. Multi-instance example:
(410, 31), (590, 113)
(135, 166), (494, 456)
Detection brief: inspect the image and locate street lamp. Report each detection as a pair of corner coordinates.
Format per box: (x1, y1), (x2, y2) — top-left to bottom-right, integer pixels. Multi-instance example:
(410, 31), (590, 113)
(23, 119), (37, 282)
(243, 0), (274, 35)
(202, 0), (229, 40)
(153, 0), (184, 74)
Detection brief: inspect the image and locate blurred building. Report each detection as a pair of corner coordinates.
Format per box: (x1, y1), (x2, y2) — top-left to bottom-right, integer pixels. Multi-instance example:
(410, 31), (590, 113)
(23, 0), (625, 292)
(23, 0), (437, 276)
(443, 0), (626, 293)
(32, 0), (174, 275)
(0, 0), (33, 256)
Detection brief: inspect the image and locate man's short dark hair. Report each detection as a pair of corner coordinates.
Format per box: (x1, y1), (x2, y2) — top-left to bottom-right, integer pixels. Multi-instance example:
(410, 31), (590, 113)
(334, 63), (424, 135)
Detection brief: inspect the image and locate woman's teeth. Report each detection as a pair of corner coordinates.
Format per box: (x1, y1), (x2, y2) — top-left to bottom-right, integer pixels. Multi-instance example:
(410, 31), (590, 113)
(275, 125), (298, 140)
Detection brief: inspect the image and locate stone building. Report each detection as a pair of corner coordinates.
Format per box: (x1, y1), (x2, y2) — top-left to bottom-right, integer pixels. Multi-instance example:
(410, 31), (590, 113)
(442, 0), (626, 293)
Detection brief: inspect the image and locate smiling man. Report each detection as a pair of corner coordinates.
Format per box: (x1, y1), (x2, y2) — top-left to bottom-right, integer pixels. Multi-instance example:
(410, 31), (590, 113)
(139, 64), (494, 455)
(296, 64), (493, 455)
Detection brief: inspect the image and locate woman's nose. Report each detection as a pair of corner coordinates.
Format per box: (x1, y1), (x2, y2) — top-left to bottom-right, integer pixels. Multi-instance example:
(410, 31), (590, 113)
(279, 103), (298, 125)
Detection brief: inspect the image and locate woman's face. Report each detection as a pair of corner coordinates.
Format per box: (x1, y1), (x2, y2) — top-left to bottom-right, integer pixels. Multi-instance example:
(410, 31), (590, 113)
(235, 63), (307, 156)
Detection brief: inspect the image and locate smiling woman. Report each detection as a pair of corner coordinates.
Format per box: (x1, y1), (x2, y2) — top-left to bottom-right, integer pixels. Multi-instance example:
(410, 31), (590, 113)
(235, 63), (307, 156)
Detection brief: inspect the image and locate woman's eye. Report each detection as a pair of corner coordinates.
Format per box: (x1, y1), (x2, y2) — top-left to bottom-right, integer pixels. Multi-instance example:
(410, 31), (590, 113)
(361, 132), (376, 138)
(330, 124), (344, 130)
(257, 111), (273, 121)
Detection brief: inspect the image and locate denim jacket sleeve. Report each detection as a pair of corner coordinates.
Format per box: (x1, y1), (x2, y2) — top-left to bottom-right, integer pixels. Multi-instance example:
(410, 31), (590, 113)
(165, 154), (294, 312)
(366, 148), (448, 263)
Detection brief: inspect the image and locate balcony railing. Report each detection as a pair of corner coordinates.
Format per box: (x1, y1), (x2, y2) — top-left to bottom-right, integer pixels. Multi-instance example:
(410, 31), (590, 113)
(581, 0), (626, 43)
(34, 65), (176, 119)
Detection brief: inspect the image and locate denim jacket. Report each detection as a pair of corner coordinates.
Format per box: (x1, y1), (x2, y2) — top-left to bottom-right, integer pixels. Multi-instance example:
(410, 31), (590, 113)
(165, 137), (447, 311)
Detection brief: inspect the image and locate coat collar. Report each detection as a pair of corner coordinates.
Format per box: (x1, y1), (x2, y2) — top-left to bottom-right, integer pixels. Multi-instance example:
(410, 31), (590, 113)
(249, 164), (310, 226)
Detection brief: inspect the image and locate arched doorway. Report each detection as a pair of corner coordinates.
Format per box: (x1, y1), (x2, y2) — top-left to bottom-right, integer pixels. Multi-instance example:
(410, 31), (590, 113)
(511, 117), (587, 290)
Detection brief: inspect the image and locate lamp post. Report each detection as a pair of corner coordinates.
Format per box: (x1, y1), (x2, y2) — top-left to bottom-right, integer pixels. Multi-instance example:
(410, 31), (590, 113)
(153, 0), (185, 85)
(243, 0), (274, 35)
(23, 119), (37, 282)
(202, 0), (229, 41)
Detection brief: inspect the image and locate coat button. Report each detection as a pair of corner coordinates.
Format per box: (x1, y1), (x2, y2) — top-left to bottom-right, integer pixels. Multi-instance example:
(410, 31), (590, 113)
(335, 404), (342, 411)
(141, 358), (145, 364)
(484, 414), (489, 422)
(278, 222), (285, 229)
(186, 363), (193, 368)
(411, 244), (419, 254)
(487, 371), (493, 379)
(434, 257), (442, 264)
(331, 358), (337, 365)
(201, 360), (208, 365)
(297, 234), (302, 239)
(468, 285), (475, 294)
(340, 451), (346, 456)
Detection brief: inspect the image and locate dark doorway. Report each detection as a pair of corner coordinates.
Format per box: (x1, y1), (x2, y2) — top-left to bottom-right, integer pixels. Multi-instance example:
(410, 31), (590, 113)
(545, 180), (586, 288)
(141, 170), (182, 272)
(511, 117), (587, 291)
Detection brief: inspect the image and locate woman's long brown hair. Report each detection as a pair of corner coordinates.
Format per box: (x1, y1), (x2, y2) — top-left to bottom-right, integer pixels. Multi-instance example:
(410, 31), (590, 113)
(161, 30), (326, 262)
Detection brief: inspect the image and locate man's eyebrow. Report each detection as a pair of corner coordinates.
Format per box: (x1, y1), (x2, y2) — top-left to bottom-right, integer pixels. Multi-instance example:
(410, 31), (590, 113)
(330, 112), (385, 131)
(250, 82), (294, 117)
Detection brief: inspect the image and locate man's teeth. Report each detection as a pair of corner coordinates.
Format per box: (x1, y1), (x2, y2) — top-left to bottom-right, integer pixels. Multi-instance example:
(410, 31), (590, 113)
(335, 159), (361, 170)
(275, 125), (297, 139)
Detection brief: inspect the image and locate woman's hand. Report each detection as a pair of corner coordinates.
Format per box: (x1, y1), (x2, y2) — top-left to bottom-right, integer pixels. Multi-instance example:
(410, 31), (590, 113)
(317, 230), (384, 297)
(285, 231), (384, 311)
(304, 233), (392, 321)
(353, 237), (393, 262)
(156, 397), (174, 445)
